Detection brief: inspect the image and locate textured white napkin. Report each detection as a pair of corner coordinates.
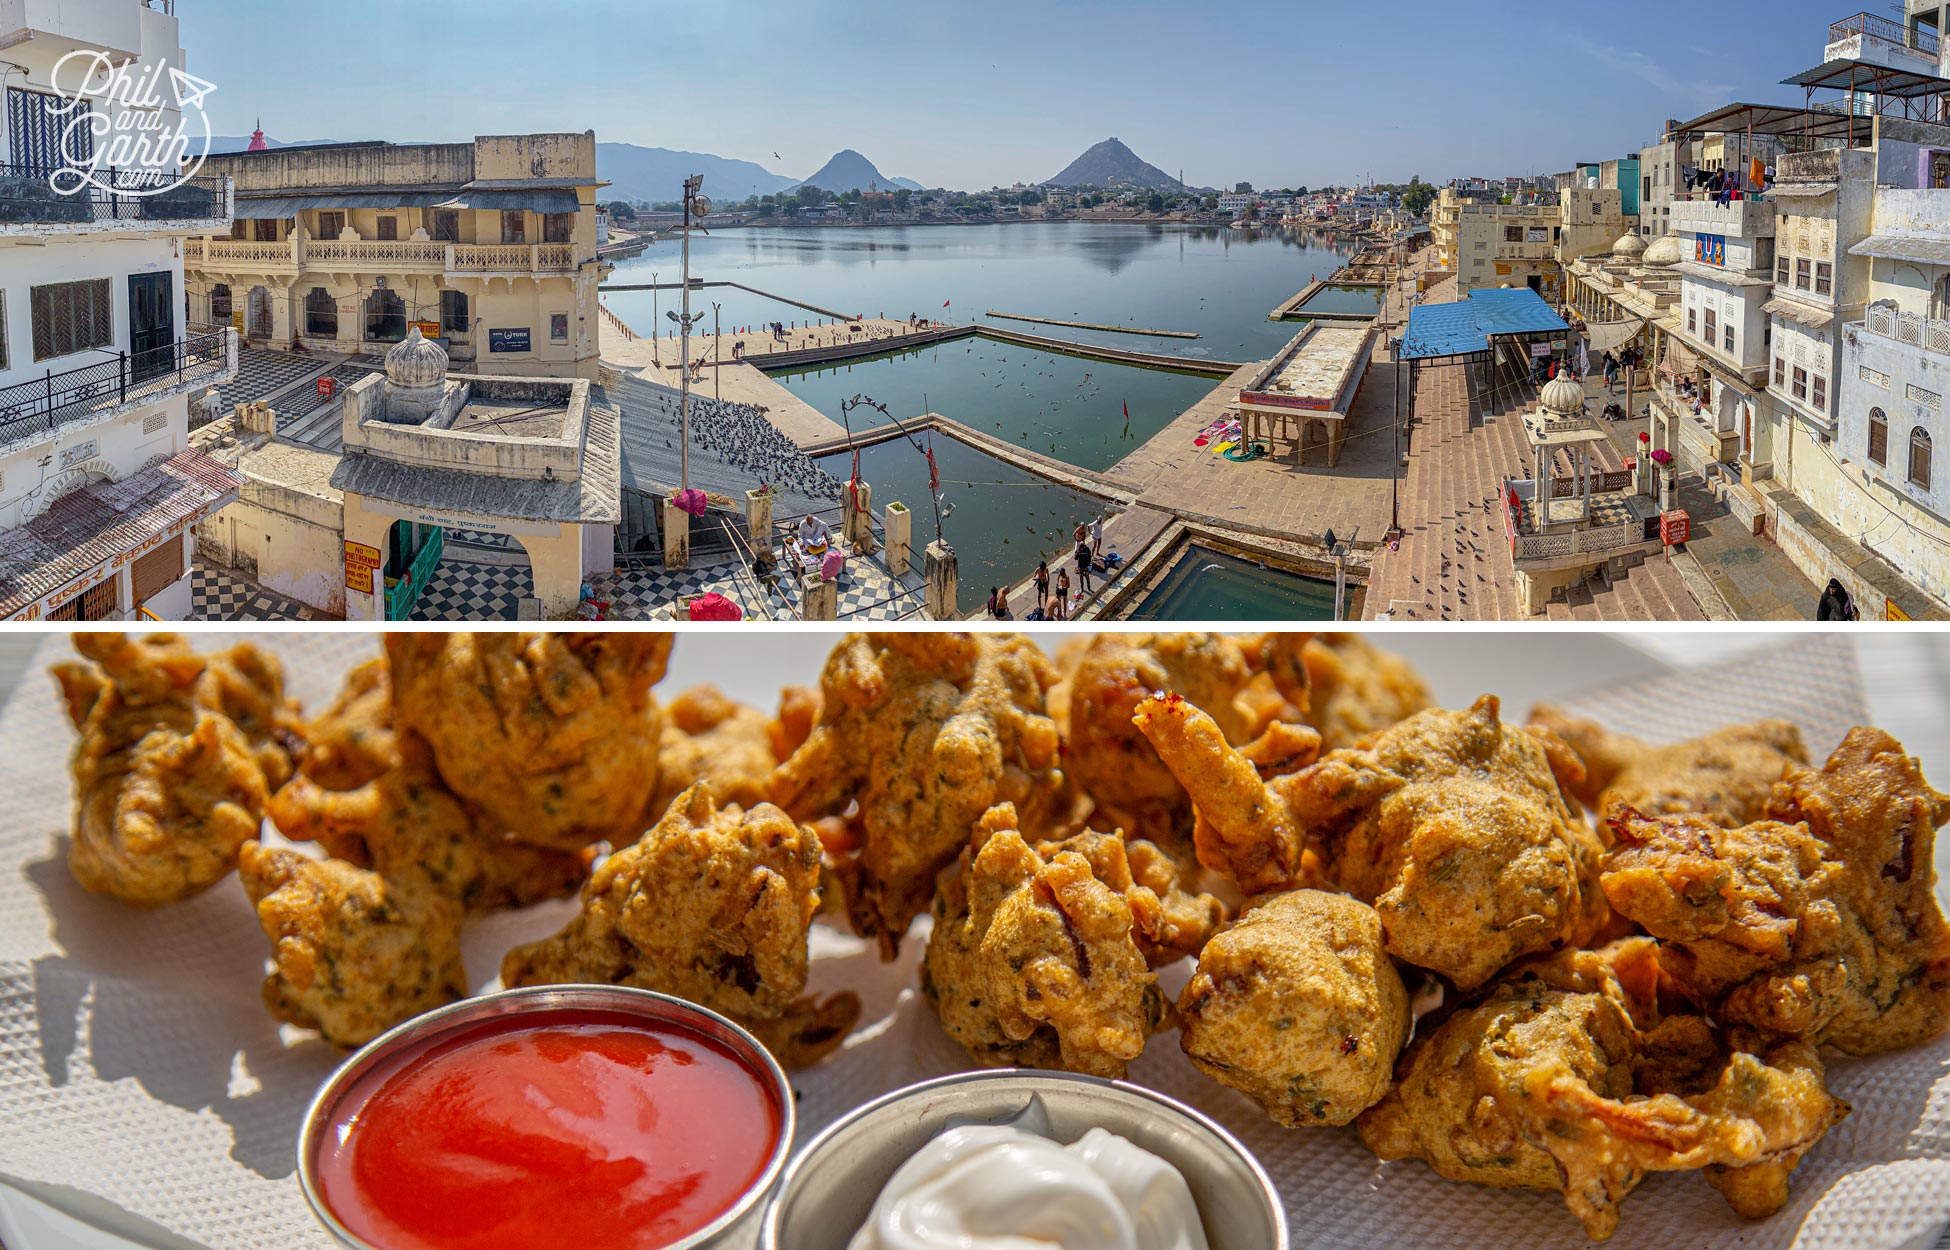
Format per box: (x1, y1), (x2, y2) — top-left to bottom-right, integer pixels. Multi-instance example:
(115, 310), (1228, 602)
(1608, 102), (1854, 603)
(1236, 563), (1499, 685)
(1, 633), (1946, 1250)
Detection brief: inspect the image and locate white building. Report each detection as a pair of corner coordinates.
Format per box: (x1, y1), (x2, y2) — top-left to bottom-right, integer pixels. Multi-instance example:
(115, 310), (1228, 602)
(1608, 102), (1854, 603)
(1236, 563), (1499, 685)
(0, 0), (241, 621)
(1216, 193), (1253, 215)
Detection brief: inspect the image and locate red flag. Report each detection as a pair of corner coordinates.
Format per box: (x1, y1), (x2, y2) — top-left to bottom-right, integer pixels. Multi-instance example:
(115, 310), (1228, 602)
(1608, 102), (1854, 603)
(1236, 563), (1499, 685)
(943, 300), (951, 308)
(1123, 402), (1129, 418)
(926, 446), (940, 493)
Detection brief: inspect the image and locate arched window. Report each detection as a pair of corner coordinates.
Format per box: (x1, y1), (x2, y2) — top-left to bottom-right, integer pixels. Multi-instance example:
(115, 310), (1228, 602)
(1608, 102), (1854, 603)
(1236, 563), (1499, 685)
(304, 288), (337, 338)
(1911, 428), (1934, 490)
(209, 283), (231, 323)
(1934, 274), (1950, 320)
(365, 288), (406, 343)
(1869, 408), (1888, 466)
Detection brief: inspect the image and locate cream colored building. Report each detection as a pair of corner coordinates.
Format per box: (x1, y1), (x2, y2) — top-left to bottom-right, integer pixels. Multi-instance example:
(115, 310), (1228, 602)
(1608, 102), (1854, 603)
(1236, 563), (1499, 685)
(186, 134), (607, 380)
(1431, 188), (1561, 298)
(0, 0), (242, 621)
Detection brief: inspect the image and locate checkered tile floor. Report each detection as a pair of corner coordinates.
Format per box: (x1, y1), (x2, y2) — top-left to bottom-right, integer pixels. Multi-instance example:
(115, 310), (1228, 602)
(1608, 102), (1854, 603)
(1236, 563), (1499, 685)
(594, 549), (927, 622)
(191, 562), (324, 621)
(218, 348), (329, 410)
(407, 559), (534, 621)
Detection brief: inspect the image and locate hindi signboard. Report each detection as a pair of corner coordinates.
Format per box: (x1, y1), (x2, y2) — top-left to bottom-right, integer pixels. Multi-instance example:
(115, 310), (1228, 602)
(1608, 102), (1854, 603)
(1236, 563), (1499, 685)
(344, 540), (382, 593)
(488, 327), (531, 353)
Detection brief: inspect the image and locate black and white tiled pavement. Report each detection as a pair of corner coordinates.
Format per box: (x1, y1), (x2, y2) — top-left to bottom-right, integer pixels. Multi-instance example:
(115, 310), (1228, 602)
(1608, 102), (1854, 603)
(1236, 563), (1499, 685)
(191, 562), (325, 621)
(217, 348), (331, 410)
(408, 560), (534, 622)
(594, 549), (926, 621)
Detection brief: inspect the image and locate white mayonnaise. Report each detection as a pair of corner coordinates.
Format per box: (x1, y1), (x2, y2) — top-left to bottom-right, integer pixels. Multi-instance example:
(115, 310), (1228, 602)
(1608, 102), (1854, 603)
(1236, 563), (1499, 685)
(845, 1123), (1211, 1250)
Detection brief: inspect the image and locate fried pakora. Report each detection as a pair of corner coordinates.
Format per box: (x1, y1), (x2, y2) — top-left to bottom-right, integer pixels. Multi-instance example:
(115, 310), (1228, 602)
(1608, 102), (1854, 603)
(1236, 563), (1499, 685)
(55, 634), (299, 907)
(502, 783), (859, 1067)
(1603, 728), (1950, 1055)
(654, 684), (786, 815)
(1058, 633), (1314, 857)
(922, 803), (1212, 1078)
(385, 633), (672, 853)
(238, 840), (466, 1048)
(1178, 890), (1408, 1127)
(1288, 634), (1433, 752)
(1139, 693), (1604, 989)
(1358, 940), (1849, 1241)
(772, 633), (1065, 954)
(1531, 708), (1806, 827)
(269, 657), (584, 913)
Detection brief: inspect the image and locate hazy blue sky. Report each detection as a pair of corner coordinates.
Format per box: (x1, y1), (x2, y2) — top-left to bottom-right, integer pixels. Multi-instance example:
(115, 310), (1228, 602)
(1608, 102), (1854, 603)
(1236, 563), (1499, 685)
(183, 0), (1885, 188)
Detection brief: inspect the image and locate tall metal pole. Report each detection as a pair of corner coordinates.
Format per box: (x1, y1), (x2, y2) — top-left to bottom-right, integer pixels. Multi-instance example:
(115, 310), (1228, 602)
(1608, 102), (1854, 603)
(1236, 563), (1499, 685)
(712, 301), (722, 403)
(651, 272), (659, 366)
(680, 177), (696, 492)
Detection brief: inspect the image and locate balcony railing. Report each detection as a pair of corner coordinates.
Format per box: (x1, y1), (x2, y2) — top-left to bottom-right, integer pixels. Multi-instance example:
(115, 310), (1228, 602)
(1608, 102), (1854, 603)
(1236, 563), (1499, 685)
(1864, 304), (1950, 353)
(0, 330), (234, 446)
(1830, 11), (1939, 56)
(186, 236), (579, 274)
(0, 165), (229, 227)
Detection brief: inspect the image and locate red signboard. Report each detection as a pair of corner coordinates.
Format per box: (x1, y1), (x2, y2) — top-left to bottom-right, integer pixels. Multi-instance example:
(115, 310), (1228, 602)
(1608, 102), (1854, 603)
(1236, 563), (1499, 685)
(317, 376), (337, 399)
(1660, 510), (1691, 546)
(1240, 391), (1333, 411)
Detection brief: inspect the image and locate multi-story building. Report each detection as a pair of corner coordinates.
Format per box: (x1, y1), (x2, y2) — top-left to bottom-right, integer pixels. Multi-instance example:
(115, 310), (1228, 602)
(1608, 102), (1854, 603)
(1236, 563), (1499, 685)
(0, 0), (242, 622)
(186, 133), (607, 380)
(1431, 188), (1560, 298)
(1638, 133), (1705, 239)
(1556, 185), (1638, 270)
(1651, 188), (1778, 480)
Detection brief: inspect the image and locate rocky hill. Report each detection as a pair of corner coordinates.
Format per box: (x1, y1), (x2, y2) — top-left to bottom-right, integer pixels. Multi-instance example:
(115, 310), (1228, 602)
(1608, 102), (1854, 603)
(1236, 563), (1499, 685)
(1043, 138), (1184, 191)
(792, 149), (924, 194)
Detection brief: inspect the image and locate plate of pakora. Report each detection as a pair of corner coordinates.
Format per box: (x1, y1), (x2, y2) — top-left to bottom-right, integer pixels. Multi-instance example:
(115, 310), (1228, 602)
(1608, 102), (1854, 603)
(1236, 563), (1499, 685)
(1, 631), (1947, 1250)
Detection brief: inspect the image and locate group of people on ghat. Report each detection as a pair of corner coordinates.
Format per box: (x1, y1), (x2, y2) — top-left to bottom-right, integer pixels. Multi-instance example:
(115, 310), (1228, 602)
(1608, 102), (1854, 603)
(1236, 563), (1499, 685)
(988, 516), (1116, 621)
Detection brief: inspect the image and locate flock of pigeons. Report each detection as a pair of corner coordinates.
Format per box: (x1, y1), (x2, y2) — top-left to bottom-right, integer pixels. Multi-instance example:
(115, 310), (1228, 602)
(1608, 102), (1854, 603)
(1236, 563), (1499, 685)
(633, 381), (844, 504)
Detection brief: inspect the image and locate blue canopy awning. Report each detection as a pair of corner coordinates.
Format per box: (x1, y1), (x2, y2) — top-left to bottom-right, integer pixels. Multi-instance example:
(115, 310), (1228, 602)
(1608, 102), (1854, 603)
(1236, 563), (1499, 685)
(1400, 288), (1569, 362)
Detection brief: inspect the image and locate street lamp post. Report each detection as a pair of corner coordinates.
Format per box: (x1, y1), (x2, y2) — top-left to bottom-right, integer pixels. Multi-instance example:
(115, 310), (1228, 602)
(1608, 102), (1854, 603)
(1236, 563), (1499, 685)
(650, 272), (659, 366)
(712, 300), (722, 403)
(667, 176), (711, 492)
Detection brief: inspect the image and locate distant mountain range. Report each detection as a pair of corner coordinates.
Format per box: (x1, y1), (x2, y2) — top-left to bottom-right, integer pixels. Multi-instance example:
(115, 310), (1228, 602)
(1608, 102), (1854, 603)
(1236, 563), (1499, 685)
(1043, 138), (1185, 191)
(596, 143), (799, 205)
(791, 149), (923, 194)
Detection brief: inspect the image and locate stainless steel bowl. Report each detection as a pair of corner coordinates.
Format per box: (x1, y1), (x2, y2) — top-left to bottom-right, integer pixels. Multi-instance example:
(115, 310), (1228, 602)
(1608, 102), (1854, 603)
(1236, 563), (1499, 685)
(761, 1070), (1287, 1250)
(296, 985), (795, 1250)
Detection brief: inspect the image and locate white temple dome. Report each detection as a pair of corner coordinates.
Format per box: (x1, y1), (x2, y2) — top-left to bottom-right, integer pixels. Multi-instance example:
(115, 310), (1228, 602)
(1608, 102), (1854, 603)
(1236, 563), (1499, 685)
(1642, 235), (1682, 268)
(386, 326), (448, 390)
(1541, 375), (1586, 416)
(1613, 231), (1647, 258)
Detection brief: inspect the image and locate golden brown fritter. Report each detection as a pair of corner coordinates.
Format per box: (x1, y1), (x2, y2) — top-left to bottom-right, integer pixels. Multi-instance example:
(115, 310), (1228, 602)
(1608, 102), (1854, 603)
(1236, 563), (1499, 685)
(1293, 634), (1433, 752)
(1530, 708), (1806, 828)
(238, 840), (466, 1048)
(1178, 890), (1408, 1128)
(1358, 941), (1849, 1241)
(386, 633), (672, 853)
(1139, 693), (1604, 990)
(270, 656), (584, 914)
(55, 635), (294, 907)
(1035, 828), (1224, 967)
(922, 803), (1195, 1078)
(772, 633), (1065, 954)
(1603, 729), (1950, 1055)
(1057, 633), (1313, 855)
(654, 685), (784, 815)
(502, 784), (859, 1068)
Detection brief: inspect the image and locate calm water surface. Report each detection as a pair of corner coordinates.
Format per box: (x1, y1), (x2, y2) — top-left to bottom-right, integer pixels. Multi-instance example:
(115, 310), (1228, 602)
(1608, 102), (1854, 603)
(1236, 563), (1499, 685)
(606, 222), (1355, 362)
(1131, 545), (1343, 621)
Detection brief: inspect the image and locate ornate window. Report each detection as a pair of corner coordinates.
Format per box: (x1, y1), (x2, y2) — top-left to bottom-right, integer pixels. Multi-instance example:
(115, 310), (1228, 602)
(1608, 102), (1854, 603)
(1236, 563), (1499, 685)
(30, 278), (111, 361)
(209, 283), (231, 323)
(1869, 408), (1888, 465)
(365, 288), (407, 342)
(1912, 428), (1933, 490)
(440, 288), (469, 336)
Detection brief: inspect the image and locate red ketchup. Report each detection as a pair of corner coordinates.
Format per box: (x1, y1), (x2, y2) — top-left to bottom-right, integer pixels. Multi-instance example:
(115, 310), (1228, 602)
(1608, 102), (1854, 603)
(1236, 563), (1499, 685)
(313, 1009), (782, 1250)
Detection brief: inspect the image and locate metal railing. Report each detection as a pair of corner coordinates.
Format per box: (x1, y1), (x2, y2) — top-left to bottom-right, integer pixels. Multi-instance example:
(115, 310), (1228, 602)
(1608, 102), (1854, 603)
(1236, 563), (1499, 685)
(0, 165), (228, 226)
(0, 330), (232, 444)
(1829, 11), (1939, 56)
(1864, 304), (1950, 354)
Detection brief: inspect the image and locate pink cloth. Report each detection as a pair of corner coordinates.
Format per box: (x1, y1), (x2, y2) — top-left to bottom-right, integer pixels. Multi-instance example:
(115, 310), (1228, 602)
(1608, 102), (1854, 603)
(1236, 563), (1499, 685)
(820, 550), (845, 580)
(674, 488), (709, 517)
(688, 592), (743, 621)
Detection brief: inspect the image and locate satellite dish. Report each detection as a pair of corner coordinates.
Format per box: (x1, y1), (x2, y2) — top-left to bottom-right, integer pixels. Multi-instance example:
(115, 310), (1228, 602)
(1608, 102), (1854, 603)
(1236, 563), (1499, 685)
(691, 195), (712, 218)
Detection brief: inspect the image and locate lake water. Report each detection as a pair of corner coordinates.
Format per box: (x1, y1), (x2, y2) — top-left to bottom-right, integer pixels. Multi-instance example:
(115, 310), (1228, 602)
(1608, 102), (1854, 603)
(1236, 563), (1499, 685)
(605, 223), (1354, 362)
(1291, 284), (1385, 317)
(817, 434), (1104, 603)
(1129, 545), (1344, 621)
(776, 338), (1215, 474)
